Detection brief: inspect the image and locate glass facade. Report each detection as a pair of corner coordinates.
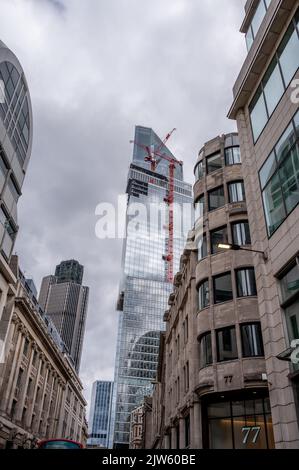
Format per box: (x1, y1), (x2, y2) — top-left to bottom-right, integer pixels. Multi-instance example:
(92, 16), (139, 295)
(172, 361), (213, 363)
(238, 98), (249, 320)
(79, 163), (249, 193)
(0, 61), (30, 166)
(110, 127), (192, 447)
(249, 9), (299, 142)
(88, 381), (113, 448)
(260, 109), (299, 236)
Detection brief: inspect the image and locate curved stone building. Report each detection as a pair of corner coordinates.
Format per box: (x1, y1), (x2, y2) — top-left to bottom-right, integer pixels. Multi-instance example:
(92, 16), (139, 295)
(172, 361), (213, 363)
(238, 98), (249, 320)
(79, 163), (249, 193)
(0, 40), (33, 367)
(145, 133), (275, 449)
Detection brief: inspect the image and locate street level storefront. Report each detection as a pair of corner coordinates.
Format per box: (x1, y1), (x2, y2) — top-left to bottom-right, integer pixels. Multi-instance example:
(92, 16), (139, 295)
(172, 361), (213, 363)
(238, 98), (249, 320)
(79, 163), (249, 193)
(201, 390), (274, 449)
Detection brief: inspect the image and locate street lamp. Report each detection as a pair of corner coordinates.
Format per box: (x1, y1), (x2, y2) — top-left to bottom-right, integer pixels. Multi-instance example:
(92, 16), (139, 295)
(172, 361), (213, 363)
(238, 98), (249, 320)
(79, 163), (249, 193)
(217, 243), (268, 261)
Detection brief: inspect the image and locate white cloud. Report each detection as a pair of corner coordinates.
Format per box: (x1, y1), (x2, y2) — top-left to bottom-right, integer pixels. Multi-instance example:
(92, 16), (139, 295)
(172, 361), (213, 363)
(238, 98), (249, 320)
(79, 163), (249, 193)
(0, 0), (246, 414)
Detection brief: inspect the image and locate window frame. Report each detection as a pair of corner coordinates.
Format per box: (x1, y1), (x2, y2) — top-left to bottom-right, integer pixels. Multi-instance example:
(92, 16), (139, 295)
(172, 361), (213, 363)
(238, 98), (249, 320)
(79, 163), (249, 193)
(259, 109), (299, 237)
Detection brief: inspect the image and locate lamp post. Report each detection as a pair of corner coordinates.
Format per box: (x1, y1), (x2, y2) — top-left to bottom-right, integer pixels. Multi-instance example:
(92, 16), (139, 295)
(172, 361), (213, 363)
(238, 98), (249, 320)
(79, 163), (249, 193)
(217, 243), (268, 261)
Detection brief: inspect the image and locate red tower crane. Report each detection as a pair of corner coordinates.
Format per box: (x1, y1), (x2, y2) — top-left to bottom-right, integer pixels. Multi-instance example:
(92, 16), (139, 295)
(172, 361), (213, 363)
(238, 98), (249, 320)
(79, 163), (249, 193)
(130, 129), (182, 283)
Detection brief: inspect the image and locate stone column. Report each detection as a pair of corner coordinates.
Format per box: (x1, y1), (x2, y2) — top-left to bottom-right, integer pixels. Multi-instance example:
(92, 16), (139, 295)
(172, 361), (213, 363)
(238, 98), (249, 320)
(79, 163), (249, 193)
(192, 401), (202, 449)
(170, 426), (176, 449)
(5, 327), (25, 415)
(179, 417), (185, 449)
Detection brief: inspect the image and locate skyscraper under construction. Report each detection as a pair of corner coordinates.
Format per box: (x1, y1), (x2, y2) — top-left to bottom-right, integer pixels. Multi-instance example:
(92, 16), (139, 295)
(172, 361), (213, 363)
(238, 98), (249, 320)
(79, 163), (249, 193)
(109, 126), (192, 448)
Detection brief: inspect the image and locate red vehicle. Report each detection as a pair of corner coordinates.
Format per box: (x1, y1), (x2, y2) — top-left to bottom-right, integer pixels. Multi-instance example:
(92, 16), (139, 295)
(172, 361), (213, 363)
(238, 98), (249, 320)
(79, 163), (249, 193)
(37, 439), (83, 449)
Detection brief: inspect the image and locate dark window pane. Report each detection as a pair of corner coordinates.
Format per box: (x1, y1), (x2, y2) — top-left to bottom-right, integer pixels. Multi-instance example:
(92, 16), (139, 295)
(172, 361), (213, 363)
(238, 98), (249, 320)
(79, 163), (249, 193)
(232, 222), (251, 246)
(198, 280), (209, 310)
(285, 299), (299, 341)
(249, 86), (268, 142)
(279, 145), (299, 214)
(210, 226), (228, 254)
(241, 323), (264, 357)
(259, 152), (277, 189)
(217, 327), (238, 362)
(199, 333), (212, 367)
(209, 419), (233, 449)
(275, 123), (296, 163)
(262, 57), (285, 116)
(262, 172), (286, 235)
(236, 268), (257, 297)
(195, 161), (204, 181)
(198, 234), (207, 261)
(278, 22), (299, 86)
(214, 273), (233, 303)
(208, 186), (225, 211)
(280, 262), (299, 303)
(207, 153), (222, 174)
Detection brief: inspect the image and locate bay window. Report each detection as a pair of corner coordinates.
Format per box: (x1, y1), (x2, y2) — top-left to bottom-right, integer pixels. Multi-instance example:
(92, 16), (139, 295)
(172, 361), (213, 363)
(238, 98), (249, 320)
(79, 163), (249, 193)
(236, 268), (257, 297)
(241, 323), (264, 357)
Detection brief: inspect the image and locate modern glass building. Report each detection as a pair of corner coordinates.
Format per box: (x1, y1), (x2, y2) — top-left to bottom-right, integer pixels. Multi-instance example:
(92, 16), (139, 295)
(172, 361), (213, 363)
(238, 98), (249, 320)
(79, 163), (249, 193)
(109, 126), (193, 448)
(88, 381), (113, 448)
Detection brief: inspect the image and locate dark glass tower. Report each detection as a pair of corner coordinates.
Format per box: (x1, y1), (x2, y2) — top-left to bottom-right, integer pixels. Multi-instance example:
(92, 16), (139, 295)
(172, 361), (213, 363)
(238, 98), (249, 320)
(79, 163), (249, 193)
(109, 126), (192, 448)
(38, 260), (89, 373)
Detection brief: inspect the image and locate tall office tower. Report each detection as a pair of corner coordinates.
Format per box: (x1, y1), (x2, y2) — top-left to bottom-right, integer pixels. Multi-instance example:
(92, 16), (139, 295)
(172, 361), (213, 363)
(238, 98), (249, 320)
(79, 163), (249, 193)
(110, 126), (193, 448)
(88, 381), (113, 448)
(0, 41), (33, 368)
(38, 260), (89, 373)
(229, 0), (299, 447)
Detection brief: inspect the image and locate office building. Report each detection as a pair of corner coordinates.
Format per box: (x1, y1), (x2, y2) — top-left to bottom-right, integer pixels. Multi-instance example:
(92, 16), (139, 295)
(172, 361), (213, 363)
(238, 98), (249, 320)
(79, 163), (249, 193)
(0, 40), (33, 374)
(143, 133), (275, 449)
(38, 260), (89, 373)
(228, 0), (299, 448)
(109, 126), (193, 448)
(0, 256), (87, 449)
(88, 381), (113, 448)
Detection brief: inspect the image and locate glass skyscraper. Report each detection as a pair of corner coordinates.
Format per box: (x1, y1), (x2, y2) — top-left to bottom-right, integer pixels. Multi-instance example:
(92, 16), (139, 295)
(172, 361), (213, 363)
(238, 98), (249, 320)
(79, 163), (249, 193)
(88, 381), (113, 448)
(110, 126), (192, 448)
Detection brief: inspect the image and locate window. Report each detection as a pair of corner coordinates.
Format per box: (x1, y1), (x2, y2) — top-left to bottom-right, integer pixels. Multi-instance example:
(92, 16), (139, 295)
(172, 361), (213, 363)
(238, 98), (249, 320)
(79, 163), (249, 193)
(183, 316), (189, 344)
(245, 0), (270, 52)
(285, 299), (299, 341)
(262, 57), (284, 116)
(23, 338), (29, 357)
(236, 268), (257, 297)
(231, 221), (251, 246)
(213, 273), (233, 303)
(217, 327), (238, 362)
(279, 260), (299, 304)
(195, 160), (204, 181)
(198, 233), (207, 260)
(225, 146), (241, 165)
(228, 181), (245, 203)
(210, 226), (228, 254)
(249, 10), (299, 142)
(185, 414), (190, 448)
(207, 152), (222, 174)
(241, 323), (264, 357)
(208, 186), (225, 211)
(184, 362), (189, 392)
(199, 332), (212, 368)
(207, 397), (274, 449)
(259, 110), (299, 236)
(198, 279), (209, 310)
(195, 194), (204, 221)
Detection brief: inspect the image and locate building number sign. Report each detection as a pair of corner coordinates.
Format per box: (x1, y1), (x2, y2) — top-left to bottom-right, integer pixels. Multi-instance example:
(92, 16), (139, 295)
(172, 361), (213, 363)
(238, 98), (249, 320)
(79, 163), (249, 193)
(241, 426), (261, 445)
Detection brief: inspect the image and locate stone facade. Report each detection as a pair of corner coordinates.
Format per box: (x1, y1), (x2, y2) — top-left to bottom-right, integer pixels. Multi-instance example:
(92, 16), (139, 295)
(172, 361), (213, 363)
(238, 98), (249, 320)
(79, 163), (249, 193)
(229, 0), (299, 448)
(0, 258), (87, 449)
(144, 133), (275, 449)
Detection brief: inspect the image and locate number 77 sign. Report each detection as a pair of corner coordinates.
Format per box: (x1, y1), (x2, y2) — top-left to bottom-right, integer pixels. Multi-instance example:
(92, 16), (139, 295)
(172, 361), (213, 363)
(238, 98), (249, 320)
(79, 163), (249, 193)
(242, 426), (261, 444)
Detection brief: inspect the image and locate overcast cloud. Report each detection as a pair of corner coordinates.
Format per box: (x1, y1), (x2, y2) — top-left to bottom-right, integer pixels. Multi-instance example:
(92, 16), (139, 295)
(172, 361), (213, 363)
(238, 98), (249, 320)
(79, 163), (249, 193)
(0, 0), (246, 414)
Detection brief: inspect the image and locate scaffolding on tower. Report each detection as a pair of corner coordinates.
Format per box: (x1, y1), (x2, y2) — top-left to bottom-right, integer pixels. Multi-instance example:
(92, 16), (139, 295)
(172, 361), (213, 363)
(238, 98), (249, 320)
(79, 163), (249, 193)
(130, 129), (182, 283)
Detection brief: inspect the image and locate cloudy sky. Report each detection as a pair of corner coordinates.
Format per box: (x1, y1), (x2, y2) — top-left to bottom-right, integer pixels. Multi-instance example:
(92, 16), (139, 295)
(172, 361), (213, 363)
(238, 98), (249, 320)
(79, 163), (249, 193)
(0, 0), (246, 413)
